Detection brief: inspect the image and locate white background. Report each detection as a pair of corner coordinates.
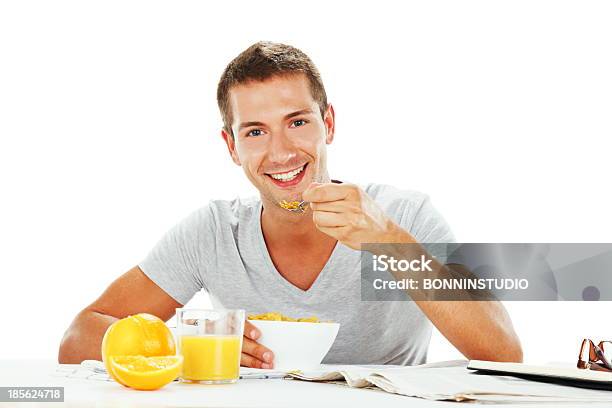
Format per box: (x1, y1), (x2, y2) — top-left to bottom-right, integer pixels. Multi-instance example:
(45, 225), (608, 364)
(1, 1), (611, 362)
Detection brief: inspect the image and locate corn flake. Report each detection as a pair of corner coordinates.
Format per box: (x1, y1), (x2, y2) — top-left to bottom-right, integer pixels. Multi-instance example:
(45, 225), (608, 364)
(248, 312), (323, 323)
(279, 200), (302, 210)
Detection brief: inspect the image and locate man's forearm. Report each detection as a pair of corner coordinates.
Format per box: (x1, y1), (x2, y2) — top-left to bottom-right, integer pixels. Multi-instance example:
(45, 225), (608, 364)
(416, 299), (523, 362)
(58, 309), (118, 364)
(378, 224), (523, 362)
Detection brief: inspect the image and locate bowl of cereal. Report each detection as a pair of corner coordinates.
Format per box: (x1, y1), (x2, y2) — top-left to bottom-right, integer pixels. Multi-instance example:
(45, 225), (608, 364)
(247, 312), (340, 370)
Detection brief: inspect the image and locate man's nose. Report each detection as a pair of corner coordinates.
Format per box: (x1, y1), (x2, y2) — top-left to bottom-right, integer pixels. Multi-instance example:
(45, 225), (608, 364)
(266, 130), (297, 164)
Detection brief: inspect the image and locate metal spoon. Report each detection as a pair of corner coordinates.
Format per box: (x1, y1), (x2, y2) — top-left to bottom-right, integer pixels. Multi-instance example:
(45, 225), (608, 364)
(288, 201), (308, 213)
(280, 200), (308, 213)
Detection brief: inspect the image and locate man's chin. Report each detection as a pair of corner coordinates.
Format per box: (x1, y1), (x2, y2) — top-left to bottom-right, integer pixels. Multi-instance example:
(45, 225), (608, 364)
(261, 183), (311, 209)
(271, 190), (305, 205)
(264, 176), (314, 201)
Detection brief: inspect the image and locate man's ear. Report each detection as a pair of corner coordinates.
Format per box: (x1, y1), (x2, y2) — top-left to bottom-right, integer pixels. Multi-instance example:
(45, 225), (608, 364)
(221, 128), (241, 166)
(323, 103), (335, 145)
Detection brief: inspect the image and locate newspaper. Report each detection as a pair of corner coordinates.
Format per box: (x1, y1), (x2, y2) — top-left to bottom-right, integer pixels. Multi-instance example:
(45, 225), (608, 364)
(285, 360), (612, 403)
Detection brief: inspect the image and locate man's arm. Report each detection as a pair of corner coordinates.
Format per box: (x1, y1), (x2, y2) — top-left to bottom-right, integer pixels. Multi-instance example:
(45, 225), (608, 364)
(303, 182), (523, 362)
(58, 265), (276, 368)
(58, 266), (182, 363)
(415, 296), (523, 362)
(372, 242), (523, 362)
(379, 236), (523, 362)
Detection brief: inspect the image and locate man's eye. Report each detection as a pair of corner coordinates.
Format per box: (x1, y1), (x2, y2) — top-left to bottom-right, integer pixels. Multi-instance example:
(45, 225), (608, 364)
(291, 119), (307, 128)
(247, 129), (263, 137)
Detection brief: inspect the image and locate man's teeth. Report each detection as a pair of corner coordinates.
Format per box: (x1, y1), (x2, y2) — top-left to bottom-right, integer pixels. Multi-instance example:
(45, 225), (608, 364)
(269, 165), (305, 181)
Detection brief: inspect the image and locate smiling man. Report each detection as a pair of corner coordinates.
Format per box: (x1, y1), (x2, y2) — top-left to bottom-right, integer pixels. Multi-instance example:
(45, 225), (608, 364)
(59, 41), (522, 368)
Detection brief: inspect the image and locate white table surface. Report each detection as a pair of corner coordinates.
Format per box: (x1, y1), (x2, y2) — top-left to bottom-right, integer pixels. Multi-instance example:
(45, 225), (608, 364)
(0, 360), (609, 407)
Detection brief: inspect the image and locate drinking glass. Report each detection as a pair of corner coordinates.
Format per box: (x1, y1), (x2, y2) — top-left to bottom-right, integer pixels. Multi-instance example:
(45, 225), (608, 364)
(176, 308), (245, 384)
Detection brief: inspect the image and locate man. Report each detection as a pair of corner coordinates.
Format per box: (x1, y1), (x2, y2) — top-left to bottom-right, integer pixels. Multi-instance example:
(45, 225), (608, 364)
(59, 41), (522, 368)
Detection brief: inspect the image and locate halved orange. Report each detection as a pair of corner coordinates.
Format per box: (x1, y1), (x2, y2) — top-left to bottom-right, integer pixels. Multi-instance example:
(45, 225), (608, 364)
(101, 313), (176, 387)
(110, 355), (183, 390)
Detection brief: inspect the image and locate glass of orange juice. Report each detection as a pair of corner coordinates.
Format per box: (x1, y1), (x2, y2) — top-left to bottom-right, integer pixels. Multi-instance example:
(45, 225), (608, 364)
(176, 308), (245, 384)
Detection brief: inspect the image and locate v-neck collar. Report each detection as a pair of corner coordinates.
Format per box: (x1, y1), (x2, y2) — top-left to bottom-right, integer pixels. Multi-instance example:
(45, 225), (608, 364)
(254, 200), (342, 297)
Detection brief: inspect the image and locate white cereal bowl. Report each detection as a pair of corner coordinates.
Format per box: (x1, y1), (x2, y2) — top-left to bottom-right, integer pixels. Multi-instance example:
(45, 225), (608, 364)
(247, 320), (340, 370)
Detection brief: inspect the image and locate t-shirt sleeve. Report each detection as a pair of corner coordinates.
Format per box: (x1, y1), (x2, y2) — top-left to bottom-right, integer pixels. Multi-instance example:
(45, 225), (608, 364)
(404, 194), (457, 265)
(138, 207), (213, 305)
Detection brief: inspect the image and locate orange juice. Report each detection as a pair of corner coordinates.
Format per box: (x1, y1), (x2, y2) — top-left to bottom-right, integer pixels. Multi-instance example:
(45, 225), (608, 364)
(179, 335), (242, 382)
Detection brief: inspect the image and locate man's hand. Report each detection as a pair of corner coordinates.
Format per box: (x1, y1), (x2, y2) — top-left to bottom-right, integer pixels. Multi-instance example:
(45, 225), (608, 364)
(302, 182), (403, 250)
(241, 320), (275, 369)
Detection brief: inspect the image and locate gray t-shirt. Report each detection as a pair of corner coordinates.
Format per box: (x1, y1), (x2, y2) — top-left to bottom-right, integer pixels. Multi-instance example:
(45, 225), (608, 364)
(139, 183), (456, 365)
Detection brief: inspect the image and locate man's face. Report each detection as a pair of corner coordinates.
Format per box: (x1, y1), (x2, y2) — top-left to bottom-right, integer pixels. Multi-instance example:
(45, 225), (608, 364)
(222, 74), (334, 209)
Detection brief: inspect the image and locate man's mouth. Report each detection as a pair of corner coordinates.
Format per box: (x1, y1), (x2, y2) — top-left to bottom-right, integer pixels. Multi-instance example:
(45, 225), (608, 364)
(264, 163), (308, 188)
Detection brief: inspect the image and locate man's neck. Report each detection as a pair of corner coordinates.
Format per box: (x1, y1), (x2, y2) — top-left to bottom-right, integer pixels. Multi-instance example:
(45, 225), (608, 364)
(260, 200), (335, 250)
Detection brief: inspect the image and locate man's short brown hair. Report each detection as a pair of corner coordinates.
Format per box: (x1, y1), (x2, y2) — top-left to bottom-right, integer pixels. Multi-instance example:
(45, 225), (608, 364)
(217, 41), (328, 136)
